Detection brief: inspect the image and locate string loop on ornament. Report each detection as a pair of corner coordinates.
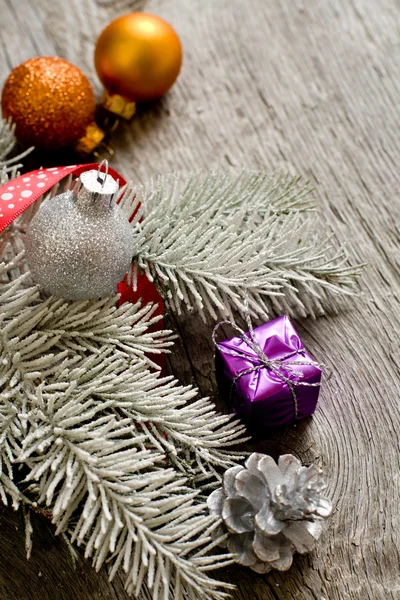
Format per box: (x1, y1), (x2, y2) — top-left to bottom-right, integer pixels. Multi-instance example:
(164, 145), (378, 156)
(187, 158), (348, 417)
(97, 159), (109, 188)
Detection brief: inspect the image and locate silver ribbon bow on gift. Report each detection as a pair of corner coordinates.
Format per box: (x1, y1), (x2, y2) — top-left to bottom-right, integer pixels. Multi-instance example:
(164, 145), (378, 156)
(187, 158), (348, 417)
(213, 308), (323, 422)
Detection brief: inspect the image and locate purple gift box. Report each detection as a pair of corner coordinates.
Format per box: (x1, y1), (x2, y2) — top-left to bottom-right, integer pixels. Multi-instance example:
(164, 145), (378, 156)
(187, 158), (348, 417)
(215, 315), (321, 429)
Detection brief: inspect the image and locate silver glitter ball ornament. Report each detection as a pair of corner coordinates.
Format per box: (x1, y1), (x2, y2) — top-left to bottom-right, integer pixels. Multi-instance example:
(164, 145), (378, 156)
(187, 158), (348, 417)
(25, 164), (132, 301)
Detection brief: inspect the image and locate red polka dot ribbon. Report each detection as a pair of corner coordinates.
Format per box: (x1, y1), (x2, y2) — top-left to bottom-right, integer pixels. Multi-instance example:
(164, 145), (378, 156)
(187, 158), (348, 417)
(0, 163), (164, 364)
(0, 163), (125, 232)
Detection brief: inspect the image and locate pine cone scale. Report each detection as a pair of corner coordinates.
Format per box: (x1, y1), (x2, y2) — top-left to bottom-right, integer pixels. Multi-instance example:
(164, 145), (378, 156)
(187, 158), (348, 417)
(222, 497), (255, 533)
(234, 469), (267, 512)
(284, 521), (319, 554)
(258, 454), (285, 490)
(222, 465), (243, 497)
(255, 503), (285, 536)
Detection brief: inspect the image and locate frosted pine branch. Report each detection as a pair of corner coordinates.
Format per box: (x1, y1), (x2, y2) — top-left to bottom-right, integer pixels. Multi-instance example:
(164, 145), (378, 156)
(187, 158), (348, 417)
(0, 246), (246, 599)
(119, 171), (315, 220)
(106, 364), (248, 480)
(120, 171), (362, 320)
(0, 255), (246, 476)
(20, 384), (235, 600)
(0, 117), (33, 177)
(0, 252), (174, 370)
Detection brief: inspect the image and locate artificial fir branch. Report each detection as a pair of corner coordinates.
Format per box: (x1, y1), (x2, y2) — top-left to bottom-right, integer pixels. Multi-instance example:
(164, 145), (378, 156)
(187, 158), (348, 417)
(119, 171), (361, 320)
(0, 251), (246, 472)
(0, 247), (246, 599)
(108, 364), (248, 483)
(20, 382), (235, 600)
(0, 117), (33, 176)
(0, 254), (175, 369)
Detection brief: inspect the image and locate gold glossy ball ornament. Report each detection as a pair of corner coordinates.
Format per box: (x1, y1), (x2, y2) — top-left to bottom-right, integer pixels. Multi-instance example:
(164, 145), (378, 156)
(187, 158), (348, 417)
(95, 12), (182, 115)
(1, 57), (101, 150)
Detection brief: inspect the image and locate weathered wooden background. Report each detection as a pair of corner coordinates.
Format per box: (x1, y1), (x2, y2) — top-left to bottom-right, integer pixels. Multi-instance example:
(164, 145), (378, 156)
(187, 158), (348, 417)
(1, 0), (400, 598)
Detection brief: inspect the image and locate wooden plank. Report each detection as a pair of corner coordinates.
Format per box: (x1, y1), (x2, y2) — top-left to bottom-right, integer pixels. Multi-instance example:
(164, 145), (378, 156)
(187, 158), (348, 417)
(0, 0), (399, 598)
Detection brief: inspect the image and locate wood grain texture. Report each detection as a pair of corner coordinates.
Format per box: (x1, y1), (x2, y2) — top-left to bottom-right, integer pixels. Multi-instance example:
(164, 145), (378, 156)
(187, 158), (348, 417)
(1, 0), (400, 598)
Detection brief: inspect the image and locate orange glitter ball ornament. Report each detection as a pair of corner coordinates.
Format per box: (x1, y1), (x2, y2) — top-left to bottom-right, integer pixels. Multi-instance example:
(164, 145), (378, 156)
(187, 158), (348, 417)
(95, 13), (182, 116)
(1, 57), (100, 150)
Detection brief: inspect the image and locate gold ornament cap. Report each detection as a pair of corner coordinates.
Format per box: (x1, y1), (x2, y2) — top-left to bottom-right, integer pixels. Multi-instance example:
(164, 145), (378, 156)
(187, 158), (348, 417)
(101, 90), (136, 120)
(74, 122), (105, 155)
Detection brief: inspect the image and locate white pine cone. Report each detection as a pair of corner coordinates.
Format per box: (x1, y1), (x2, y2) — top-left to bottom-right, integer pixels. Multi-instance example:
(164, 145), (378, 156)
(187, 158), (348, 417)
(208, 452), (332, 573)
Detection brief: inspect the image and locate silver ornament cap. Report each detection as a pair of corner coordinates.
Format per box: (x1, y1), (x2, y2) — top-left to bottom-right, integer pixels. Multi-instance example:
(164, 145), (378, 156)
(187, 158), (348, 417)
(25, 161), (133, 301)
(76, 165), (119, 207)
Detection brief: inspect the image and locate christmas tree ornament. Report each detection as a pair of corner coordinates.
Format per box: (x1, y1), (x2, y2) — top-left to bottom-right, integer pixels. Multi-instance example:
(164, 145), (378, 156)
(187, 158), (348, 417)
(0, 158), (163, 312)
(1, 57), (104, 152)
(25, 161), (133, 300)
(95, 13), (182, 118)
(208, 452), (333, 574)
(214, 315), (322, 431)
